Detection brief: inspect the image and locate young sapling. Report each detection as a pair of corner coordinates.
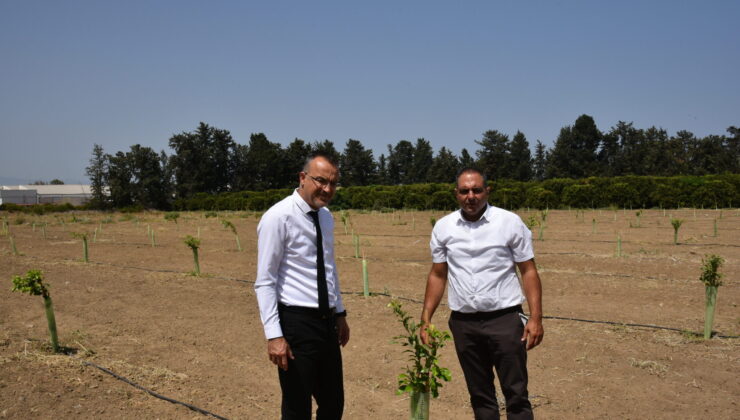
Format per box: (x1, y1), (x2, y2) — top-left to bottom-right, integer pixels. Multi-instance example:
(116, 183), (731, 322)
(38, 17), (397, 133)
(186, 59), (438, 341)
(389, 300), (452, 420)
(221, 219), (242, 251)
(164, 212), (180, 225)
(353, 232), (361, 259)
(9, 234), (19, 256)
(670, 218), (684, 244)
(11, 270), (60, 352)
(362, 254), (369, 297)
(71, 232), (90, 263)
(184, 235), (201, 275)
(340, 211), (349, 235)
(699, 254), (724, 339)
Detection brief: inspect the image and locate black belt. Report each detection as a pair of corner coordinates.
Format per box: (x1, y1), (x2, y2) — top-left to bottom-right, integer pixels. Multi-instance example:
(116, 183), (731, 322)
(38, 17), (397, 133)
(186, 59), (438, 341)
(450, 305), (522, 320)
(278, 303), (336, 320)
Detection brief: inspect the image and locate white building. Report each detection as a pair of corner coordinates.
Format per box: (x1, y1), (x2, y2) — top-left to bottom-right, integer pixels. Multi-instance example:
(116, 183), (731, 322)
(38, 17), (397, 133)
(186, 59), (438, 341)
(0, 185), (94, 206)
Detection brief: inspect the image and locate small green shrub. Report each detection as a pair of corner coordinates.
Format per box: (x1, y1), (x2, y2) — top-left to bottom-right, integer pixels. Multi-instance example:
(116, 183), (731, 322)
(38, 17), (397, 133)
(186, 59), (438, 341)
(164, 212), (180, 224)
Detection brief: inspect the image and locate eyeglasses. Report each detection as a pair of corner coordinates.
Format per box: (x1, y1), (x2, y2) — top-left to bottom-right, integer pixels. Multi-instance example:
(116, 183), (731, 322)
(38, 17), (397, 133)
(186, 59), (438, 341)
(305, 173), (339, 189)
(457, 187), (485, 195)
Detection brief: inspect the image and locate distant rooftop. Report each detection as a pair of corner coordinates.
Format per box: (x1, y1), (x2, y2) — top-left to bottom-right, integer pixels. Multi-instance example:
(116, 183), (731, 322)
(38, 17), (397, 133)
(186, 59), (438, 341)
(0, 184), (92, 194)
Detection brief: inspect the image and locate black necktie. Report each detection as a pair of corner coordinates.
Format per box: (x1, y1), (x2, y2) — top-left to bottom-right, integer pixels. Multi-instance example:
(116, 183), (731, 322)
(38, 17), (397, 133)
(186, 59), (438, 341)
(308, 211), (329, 314)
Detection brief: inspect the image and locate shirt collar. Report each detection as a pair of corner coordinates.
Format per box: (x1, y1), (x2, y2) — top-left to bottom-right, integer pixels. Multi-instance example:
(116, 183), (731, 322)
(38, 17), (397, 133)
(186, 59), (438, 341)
(292, 189), (314, 214)
(456, 204), (492, 224)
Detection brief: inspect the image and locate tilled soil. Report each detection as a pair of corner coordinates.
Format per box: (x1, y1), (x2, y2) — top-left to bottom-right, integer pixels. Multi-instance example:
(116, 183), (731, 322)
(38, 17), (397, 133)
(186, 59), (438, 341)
(1, 208), (738, 419)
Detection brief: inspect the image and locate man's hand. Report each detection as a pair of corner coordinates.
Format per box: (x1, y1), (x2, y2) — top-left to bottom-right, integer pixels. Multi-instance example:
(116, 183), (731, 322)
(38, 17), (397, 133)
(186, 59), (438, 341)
(336, 317), (350, 347)
(420, 322), (430, 345)
(267, 337), (294, 371)
(420, 262), (448, 346)
(521, 316), (544, 350)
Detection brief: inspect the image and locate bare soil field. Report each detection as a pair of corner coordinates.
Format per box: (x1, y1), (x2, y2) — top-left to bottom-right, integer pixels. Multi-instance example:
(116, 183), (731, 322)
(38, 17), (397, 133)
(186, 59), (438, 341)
(1, 207), (738, 419)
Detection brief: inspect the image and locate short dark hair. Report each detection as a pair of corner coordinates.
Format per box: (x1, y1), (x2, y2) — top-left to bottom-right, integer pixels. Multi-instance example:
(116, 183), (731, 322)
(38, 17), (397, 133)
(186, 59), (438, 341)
(455, 167), (487, 185)
(303, 152), (338, 172)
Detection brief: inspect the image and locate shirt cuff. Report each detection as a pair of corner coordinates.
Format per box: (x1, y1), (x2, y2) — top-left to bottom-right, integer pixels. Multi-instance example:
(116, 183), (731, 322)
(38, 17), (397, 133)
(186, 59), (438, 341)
(264, 324), (283, 340)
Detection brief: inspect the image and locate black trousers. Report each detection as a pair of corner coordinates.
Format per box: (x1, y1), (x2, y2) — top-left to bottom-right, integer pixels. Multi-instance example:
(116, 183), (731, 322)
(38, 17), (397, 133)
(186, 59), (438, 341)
(448, 306), (533, 420)
(278, 305), (344, 420)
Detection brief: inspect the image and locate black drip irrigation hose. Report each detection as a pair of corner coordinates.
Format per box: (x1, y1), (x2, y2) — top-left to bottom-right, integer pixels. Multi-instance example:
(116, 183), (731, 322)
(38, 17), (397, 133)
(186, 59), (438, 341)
(540, 315), (740, 339)
(24, 254), (740, 339)
(13, 254), (739, 417)
(78, 358), (229, 420)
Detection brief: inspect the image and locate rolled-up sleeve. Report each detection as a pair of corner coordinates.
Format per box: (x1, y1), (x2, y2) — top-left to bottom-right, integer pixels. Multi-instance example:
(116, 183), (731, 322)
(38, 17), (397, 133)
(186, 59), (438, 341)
(255, 212), (286, 339)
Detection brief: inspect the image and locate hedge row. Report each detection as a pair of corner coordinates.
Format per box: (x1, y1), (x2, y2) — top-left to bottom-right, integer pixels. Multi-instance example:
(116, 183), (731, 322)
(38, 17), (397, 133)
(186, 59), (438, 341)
(0, 202), (77, 214)
(172, 174), (739, 211)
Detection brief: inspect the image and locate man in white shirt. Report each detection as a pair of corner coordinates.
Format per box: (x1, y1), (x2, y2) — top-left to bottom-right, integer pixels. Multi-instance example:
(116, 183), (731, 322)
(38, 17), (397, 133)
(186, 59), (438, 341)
(421, 168), (543, 420)
(255, 154), (350, 420)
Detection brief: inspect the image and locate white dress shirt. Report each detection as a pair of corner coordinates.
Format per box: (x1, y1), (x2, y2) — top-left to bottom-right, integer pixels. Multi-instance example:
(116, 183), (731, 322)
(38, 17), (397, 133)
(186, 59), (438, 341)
(430, 204), (534, 313)
(255, 189), (345, 339)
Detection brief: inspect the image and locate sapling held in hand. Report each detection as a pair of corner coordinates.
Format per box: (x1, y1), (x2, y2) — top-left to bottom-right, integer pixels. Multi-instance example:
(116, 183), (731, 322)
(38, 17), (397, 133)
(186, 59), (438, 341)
(389, 300), (451, 420)
(699, 254), (724, 339)
(11, 270), (60, 352)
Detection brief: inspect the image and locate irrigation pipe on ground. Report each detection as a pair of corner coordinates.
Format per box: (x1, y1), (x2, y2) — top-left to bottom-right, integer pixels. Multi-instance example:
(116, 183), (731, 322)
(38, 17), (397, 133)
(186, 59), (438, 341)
(76, 357), (229, 420)
(20, 254), (740, 339)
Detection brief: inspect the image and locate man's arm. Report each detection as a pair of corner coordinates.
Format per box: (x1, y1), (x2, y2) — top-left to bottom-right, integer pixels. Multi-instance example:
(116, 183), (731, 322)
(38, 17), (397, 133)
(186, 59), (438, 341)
(517, 258), (544, 350)
(255, 213), (294, 370)
(420, 262), (448, 345)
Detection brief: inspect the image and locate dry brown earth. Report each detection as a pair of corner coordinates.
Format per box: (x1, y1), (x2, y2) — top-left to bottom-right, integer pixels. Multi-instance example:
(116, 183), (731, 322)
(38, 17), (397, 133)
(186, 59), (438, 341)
(1, 208), (738, 419)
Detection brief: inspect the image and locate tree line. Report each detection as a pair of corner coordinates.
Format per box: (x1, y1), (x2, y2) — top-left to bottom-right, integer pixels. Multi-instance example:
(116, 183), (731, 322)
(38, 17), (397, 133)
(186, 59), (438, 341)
(85, 116), (739, 209)
(171, 174), (739, 212)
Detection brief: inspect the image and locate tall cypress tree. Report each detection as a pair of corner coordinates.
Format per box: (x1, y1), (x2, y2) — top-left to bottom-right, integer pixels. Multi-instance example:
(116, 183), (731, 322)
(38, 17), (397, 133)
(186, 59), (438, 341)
(476, 130), (511, 180)
(532, 140), (548, 181)
(509, 131), (533, 181)
(548, 115), (601, 178)
(410, 138), (434, 183)
(428, 146), (459, 183)
(340, 139), (376, 186)
(85, 144), (108, 208)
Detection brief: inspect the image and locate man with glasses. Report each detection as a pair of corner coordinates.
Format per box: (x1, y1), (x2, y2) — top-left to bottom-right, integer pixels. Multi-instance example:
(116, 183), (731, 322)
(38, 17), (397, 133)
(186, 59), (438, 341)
(255, 153), (349, 419)
(420, 167), (544, 420)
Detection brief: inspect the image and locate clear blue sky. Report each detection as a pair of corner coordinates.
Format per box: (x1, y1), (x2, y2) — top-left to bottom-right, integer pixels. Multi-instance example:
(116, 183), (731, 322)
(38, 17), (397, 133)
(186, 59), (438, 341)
(1, 0), (738, 184)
